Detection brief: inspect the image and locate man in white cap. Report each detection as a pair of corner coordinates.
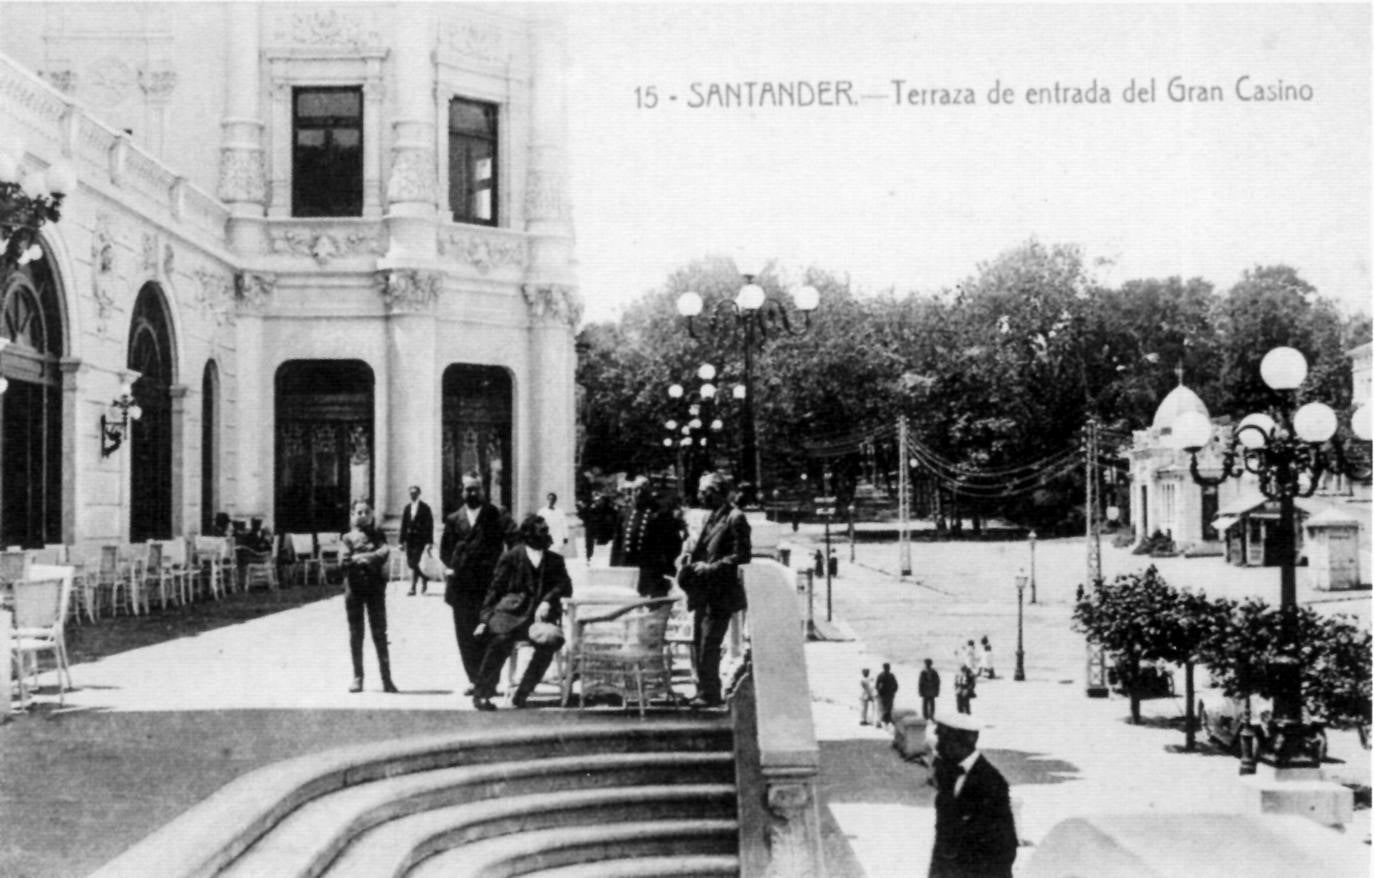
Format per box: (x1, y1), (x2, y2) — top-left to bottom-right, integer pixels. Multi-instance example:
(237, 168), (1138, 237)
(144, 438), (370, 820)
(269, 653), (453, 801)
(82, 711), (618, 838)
(928, 713), (1017, 878)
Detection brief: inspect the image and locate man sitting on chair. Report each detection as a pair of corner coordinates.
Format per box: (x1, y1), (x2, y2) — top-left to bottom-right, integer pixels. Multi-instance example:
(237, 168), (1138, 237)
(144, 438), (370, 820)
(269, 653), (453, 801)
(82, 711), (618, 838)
(470, 514), (572, 711)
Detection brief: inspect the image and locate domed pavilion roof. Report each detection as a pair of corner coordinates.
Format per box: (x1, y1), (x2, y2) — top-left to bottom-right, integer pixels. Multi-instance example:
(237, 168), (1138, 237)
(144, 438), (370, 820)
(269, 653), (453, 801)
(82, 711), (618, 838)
(1151, 382), (1209, 431)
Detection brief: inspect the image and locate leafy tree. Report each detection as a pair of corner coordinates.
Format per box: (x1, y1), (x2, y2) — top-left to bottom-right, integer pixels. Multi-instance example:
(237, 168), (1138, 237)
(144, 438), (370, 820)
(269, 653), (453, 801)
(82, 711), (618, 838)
(1072, 565), (1176, 724)
(1200, 598), (1372, 729)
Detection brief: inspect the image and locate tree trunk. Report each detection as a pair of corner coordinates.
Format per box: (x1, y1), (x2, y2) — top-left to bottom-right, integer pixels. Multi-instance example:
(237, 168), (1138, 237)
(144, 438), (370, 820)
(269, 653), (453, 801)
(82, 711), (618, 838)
(1184, 660), (1196, 751)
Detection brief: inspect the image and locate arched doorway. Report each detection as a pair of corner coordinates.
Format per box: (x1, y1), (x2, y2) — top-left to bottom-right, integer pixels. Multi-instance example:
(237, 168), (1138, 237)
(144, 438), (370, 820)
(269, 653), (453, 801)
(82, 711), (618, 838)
(128, 284), (175, 542)
(201, 360), (219, 534)
(0, 254), (64, 548)
(442, 365), (512, 516)
(275, 360), (374, 534)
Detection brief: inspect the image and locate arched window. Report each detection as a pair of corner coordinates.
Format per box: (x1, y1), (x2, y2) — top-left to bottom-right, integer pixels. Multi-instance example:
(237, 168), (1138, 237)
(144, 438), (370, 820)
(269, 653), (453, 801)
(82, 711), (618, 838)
(0, 254), (64, 547)
(128, 284), (175, 542)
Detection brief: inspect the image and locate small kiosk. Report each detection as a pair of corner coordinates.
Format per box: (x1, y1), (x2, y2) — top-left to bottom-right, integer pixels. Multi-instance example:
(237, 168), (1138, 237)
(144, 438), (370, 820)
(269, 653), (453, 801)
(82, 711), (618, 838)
(1303, 507), (1363, 591)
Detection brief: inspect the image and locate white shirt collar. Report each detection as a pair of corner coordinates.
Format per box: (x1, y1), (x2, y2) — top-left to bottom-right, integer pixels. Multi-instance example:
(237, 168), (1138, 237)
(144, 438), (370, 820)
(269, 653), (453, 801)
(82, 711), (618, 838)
(464, 505), (479, 526)
(525, 546), (544, 567)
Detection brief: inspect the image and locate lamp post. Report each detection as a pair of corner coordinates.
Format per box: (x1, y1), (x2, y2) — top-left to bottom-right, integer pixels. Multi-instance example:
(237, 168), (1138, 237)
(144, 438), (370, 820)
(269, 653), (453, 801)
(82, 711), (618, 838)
(1171, 346), (1371, 770)
(667, 367), (727, 499)
(676, 259), (819, 505)
(1028, 530), (1038, 604)
(1, 136), (77, 276)
(1014, 571), (1027, 681)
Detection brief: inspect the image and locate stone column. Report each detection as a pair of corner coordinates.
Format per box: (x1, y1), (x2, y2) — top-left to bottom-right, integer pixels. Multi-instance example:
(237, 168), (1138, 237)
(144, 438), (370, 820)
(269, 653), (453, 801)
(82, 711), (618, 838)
(59, 357), (85, 544)
(523, 14), (575, 286)
(383, 3), (438, 260)
(233, 273), (274, 520)
(378, 269), (442, 534)
(169, 384), (189, 536)
(361, 58), (385, 220)
(522, 285), (580, 515)
(218, 2), (268, 252)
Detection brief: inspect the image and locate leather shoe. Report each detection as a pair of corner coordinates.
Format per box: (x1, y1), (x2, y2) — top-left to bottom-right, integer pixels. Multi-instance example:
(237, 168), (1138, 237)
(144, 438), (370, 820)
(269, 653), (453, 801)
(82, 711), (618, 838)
(382, 679), (398, 694)
(511, 691), (530, 709)
(472, 696), (496, 712)
(407, 589), (416, 596)
(688, 694), (724, 709)
(348, 677), (363, 693)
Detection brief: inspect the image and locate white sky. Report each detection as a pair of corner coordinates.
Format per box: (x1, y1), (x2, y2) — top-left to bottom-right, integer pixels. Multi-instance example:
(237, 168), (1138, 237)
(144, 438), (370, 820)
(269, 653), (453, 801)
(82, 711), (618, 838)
(564, 3), (1371, 322)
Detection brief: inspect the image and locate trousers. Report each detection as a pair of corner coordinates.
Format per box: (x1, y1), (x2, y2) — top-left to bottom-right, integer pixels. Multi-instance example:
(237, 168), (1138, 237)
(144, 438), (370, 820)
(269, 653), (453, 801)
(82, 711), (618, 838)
(345, 577), (389, 678)
(693, 607), (733, 701)
(472, 628), (559, 699)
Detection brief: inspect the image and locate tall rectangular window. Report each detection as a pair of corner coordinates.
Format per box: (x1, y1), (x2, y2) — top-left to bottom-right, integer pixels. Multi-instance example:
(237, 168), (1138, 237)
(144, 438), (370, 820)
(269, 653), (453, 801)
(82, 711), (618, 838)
(293, 87), (363, 217)
(449, 97), (498, 225)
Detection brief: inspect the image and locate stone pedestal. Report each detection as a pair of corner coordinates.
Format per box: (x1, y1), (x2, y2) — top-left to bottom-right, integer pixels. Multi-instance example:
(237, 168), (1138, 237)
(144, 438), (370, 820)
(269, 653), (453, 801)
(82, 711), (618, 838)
(1237, 763), (1355, 827)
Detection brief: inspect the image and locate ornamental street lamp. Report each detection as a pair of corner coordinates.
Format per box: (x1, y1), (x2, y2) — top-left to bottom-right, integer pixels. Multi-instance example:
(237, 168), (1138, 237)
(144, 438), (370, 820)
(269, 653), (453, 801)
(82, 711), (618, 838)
(1014, 571), (1028, 681)
(1170, 346), (1371, 770)
(676, 258), (819, 505)
(1028, 530), (1038, 604)
(667, 370), (727, 499)
(0, 136), (77, 275)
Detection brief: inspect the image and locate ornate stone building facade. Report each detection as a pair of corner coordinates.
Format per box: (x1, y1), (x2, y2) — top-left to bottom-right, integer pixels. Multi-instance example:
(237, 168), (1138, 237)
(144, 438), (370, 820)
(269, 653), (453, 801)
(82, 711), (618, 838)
(0, 2), (578, 543)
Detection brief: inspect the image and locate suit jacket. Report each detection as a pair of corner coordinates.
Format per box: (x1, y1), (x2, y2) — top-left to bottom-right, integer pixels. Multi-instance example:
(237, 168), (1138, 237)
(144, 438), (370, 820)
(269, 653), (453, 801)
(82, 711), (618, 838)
(876, 670), (899, 700)
(610, 507), (683, 579)
(399, 500), (434, 548)
(919, 668), (941, 698)
(480, 546), (573, 635)
(678, 503), (750, 615)
(928, 755), (1018, 878)
(441, 504), (516, 606)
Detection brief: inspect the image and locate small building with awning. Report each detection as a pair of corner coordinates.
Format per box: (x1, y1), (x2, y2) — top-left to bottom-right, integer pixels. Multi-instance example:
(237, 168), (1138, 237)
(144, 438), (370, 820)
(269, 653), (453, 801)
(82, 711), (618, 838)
(1213, 491), (1369, 587)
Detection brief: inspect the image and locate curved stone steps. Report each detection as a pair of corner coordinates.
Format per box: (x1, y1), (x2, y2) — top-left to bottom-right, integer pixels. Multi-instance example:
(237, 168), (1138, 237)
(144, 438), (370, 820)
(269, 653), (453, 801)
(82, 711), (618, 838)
(403, 819), (740, 878)
(90, 718), (733, 878)
(322, 785), (736, 878)
(222, 752), (734, 878)
(522, 854), (740, 877)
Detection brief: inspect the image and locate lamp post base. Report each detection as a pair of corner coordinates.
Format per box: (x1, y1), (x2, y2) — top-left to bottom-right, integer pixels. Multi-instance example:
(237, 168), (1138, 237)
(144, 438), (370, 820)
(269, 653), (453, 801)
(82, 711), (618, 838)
(1236, 765), (1354, 828)
(1013, 649), (1026, 682)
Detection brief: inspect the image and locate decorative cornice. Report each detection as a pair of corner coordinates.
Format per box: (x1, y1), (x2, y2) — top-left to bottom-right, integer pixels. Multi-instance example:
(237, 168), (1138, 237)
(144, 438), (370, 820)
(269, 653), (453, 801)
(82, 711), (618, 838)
(138, 66), (178, 102)
(437, 229), (527, 274)
(440, 19), (510, 67)
(375, 269), (442, 314)
(270, 227), (382, 264)
(270, 8), (382, 51)
(521, 283), (582, 326)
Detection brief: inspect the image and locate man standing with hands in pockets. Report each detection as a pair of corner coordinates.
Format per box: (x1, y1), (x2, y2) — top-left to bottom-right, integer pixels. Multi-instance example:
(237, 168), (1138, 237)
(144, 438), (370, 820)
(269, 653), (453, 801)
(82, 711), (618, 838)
(442, 473), (516, 695)
(677, 472), (750, 709)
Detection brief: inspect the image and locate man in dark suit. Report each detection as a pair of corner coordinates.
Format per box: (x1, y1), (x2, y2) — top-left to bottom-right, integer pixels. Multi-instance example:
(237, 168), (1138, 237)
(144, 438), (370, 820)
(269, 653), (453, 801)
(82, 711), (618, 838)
(441, 473), (516, 692)
(399, 484), (435, 596)
(610, 478), (684, 597)
(928, 713), (1018, 878)
(677, 472), (750, 708)
(918, 658), (941, 720)
(470, 514), (573, 710)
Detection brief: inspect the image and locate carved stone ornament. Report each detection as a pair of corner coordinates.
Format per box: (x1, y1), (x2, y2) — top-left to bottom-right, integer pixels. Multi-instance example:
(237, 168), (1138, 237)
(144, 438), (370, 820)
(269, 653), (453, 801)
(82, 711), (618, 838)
(270, 228), (382, 265)
(273, 8), (381, 49)
(525, 168), (569, 221)
(437, 230), (527, 274)
(164, 244), (176, 279)
(375, 269), (441, 313)
(138, 66), (178, 101)
(234, 272), (277, 314)
(142, 233), (159, 273)
(90, 213), (117, 335)
(385, 148), (437, 206)
(194, 268), (236, 326)
(764, 782), (819, 878)
(521, 284), (583, 326)
(42, 69), (77, 94)
(217, 148), (268, 205)
(441, 19), (509, 66)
